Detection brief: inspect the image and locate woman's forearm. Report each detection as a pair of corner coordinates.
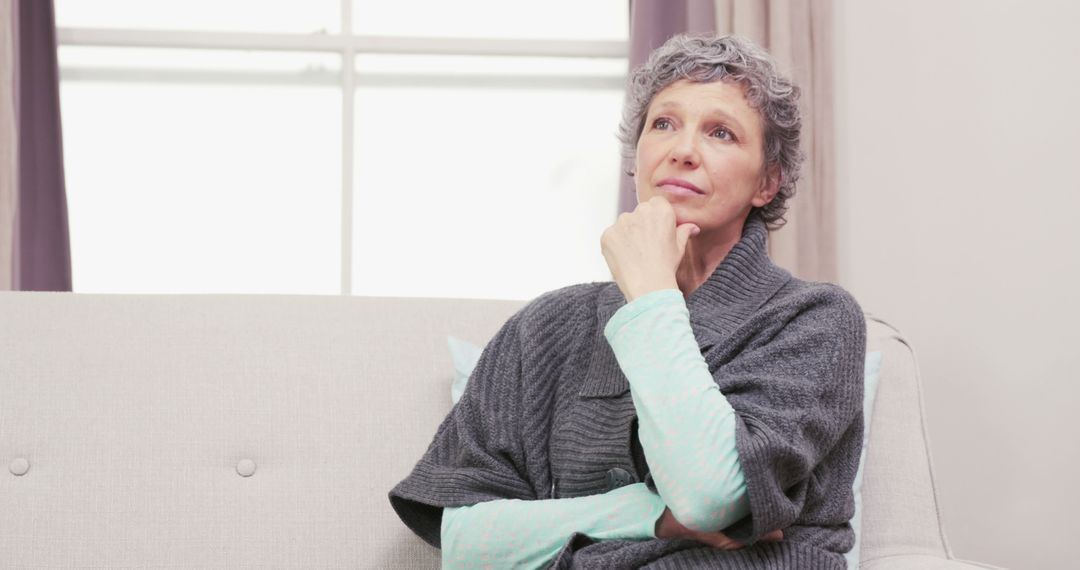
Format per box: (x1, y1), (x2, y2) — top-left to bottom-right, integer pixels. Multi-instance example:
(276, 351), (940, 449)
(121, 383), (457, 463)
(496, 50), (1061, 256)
(604, 288), (751, 533)
(440, 482), (665, 570)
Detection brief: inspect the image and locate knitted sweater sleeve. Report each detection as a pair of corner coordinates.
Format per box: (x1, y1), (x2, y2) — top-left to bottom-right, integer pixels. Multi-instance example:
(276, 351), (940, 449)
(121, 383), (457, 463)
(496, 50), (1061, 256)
(388, 306), (537, 548)
(717, 285), (867, 545)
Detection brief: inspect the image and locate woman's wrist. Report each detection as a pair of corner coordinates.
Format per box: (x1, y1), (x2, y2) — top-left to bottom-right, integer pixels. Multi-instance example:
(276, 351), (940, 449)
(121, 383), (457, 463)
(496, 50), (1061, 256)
(624, 280), (679, 303)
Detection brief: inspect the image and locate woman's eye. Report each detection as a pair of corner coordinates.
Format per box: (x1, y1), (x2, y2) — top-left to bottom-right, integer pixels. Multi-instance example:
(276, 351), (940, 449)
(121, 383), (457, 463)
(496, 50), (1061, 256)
(711, 127), (735, 141)
(652, 117), (672, 130)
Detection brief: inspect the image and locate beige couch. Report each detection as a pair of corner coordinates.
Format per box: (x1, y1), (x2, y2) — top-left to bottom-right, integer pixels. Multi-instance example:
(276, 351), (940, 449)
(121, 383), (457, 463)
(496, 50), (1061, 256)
(0, 292), (1005, 569)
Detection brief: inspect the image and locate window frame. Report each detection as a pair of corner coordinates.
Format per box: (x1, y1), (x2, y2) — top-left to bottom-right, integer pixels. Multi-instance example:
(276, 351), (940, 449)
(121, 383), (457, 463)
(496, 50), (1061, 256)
(56, 0), (627, 295)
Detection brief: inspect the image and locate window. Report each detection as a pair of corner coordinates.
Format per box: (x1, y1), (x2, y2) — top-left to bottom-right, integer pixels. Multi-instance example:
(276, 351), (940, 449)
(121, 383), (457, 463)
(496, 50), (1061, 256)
(56, 0), (628, 300)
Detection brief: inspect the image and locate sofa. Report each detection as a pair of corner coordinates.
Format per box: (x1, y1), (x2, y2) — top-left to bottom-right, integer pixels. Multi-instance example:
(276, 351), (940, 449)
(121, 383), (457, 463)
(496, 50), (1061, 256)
(0, 291), (1006, 569)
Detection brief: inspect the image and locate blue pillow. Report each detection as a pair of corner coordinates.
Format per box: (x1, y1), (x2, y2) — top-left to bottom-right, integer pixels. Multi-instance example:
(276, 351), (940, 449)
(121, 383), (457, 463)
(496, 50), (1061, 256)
(845, 350), (883, 569)
(447, 336), (484, 405)
(448, 336), (883, 567)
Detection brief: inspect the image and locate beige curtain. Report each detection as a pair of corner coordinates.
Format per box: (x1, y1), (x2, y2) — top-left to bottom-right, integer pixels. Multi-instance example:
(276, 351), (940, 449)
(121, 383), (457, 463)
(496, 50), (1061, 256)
(714, 0), (836, 283)
(0, 0), (16, 291)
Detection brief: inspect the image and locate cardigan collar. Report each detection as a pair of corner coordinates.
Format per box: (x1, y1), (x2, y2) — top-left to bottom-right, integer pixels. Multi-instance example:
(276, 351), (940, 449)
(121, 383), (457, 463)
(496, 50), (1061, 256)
(579, 213), (792, 398)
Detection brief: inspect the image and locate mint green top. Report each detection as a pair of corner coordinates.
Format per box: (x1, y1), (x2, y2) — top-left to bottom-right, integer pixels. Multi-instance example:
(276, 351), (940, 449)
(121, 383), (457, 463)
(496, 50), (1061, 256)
(441, 288), (750, 569)
(441, 482), (665, 569)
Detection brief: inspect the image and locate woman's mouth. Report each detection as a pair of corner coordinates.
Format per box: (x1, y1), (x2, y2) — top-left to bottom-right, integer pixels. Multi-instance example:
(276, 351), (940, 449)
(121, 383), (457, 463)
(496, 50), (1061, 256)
(657, 178), (705, 198)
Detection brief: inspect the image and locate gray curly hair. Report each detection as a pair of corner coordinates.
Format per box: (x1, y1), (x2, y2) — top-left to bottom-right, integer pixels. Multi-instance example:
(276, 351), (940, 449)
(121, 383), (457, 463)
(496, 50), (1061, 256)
(618, 33), (803, 230)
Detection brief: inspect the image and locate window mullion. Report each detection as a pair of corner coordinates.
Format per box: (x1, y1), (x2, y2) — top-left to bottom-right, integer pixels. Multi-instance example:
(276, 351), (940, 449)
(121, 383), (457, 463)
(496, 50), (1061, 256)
(56, 28), (626, 59)
(341, 0), (355, 296)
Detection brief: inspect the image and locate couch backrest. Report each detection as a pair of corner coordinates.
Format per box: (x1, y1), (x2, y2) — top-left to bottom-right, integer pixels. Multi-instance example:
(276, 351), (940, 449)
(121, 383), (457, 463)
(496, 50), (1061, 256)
(0, 292), (949, 568)
(0, 292), (522, 568)
(861, 314), (951, 562)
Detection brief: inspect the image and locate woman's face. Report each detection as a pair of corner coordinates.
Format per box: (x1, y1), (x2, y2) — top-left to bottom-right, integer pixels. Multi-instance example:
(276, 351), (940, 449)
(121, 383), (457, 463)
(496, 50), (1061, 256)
(634, 79), (778, 236)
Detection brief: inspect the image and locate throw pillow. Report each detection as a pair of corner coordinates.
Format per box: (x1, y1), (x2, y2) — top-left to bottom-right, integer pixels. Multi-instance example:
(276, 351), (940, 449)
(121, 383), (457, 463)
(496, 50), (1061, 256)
(844, 349), (883, 569)
(447, 335), (483, 405)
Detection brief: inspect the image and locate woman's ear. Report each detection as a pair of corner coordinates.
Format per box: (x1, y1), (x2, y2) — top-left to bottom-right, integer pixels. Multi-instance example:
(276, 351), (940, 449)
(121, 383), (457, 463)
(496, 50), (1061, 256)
(752, 165), (782, 208)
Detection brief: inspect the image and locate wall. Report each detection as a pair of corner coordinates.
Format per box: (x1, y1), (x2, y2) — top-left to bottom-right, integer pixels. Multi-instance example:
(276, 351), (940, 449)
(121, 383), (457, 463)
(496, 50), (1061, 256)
(834, 1), (1080, 568)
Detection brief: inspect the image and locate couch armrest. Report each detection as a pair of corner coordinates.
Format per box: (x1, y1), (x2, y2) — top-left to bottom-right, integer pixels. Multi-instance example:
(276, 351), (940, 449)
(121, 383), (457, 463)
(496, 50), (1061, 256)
(861, 554), (1009, 570)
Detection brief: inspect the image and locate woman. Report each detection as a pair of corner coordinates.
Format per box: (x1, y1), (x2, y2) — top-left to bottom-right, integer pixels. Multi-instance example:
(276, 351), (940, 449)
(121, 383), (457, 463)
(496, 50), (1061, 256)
(390, 33), (865, 570)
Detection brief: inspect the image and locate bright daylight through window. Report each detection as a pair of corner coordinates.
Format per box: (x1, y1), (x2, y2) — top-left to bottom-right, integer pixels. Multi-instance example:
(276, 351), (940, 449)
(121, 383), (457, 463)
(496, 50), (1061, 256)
(55, 0), (628, 300)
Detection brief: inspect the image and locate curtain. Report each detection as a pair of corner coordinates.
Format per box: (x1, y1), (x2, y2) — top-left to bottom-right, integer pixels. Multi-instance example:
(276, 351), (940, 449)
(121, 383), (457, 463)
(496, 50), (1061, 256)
(8, 0), (71, 292)
(620, 0), (836, 283)
(714, 0), (836, 283)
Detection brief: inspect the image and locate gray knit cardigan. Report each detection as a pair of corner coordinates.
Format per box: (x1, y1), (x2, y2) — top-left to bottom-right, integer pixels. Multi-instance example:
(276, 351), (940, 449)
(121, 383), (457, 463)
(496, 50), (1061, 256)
(390, 213), (867, 569)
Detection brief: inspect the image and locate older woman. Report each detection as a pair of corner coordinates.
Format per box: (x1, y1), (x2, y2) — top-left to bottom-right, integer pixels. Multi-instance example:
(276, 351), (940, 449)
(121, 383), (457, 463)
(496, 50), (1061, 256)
(390, 33), (865, 570)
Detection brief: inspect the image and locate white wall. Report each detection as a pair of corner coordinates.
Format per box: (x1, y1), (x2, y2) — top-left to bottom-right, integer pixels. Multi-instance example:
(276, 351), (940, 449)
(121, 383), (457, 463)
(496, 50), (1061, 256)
(834, 1), (1080, 568)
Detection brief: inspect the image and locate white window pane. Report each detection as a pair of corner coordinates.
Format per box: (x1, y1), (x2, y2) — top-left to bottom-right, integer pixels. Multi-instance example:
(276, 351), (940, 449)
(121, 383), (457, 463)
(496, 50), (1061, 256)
(60, 53), (342, 294)
(353, 0), (628, 40)
(55, 0), (341, 34)
(352, 57), (626, 300)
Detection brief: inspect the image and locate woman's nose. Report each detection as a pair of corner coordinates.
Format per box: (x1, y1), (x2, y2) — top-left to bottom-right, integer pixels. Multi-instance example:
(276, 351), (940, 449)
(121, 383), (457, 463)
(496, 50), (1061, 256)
(668, 134), (700, 168)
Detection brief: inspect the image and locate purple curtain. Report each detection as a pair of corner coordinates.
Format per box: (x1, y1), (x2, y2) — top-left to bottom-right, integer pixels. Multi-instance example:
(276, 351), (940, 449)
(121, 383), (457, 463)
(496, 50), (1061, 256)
(619, 0), (716, 215)
(13, 0), (71, 291)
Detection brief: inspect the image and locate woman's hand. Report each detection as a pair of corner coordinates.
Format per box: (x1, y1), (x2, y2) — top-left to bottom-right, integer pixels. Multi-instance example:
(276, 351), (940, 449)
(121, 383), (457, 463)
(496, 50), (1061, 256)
(654, 507), (783, 550)
(601, 196), (700, 303)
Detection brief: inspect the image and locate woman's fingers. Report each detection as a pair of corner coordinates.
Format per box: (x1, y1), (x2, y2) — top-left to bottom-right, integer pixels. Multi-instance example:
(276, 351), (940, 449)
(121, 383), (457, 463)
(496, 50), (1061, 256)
(674, 222), (700, 259)
(694, 528), (784, 550)
(599, 196), (688, 302)
(655, 508), (784, 551)
(693, 531), (740, 550)
(762, 529), (784, 541)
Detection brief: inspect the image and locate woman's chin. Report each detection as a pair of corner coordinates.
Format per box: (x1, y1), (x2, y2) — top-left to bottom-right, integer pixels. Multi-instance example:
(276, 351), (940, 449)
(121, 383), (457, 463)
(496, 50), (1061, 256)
(671, 208), (697, 227)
